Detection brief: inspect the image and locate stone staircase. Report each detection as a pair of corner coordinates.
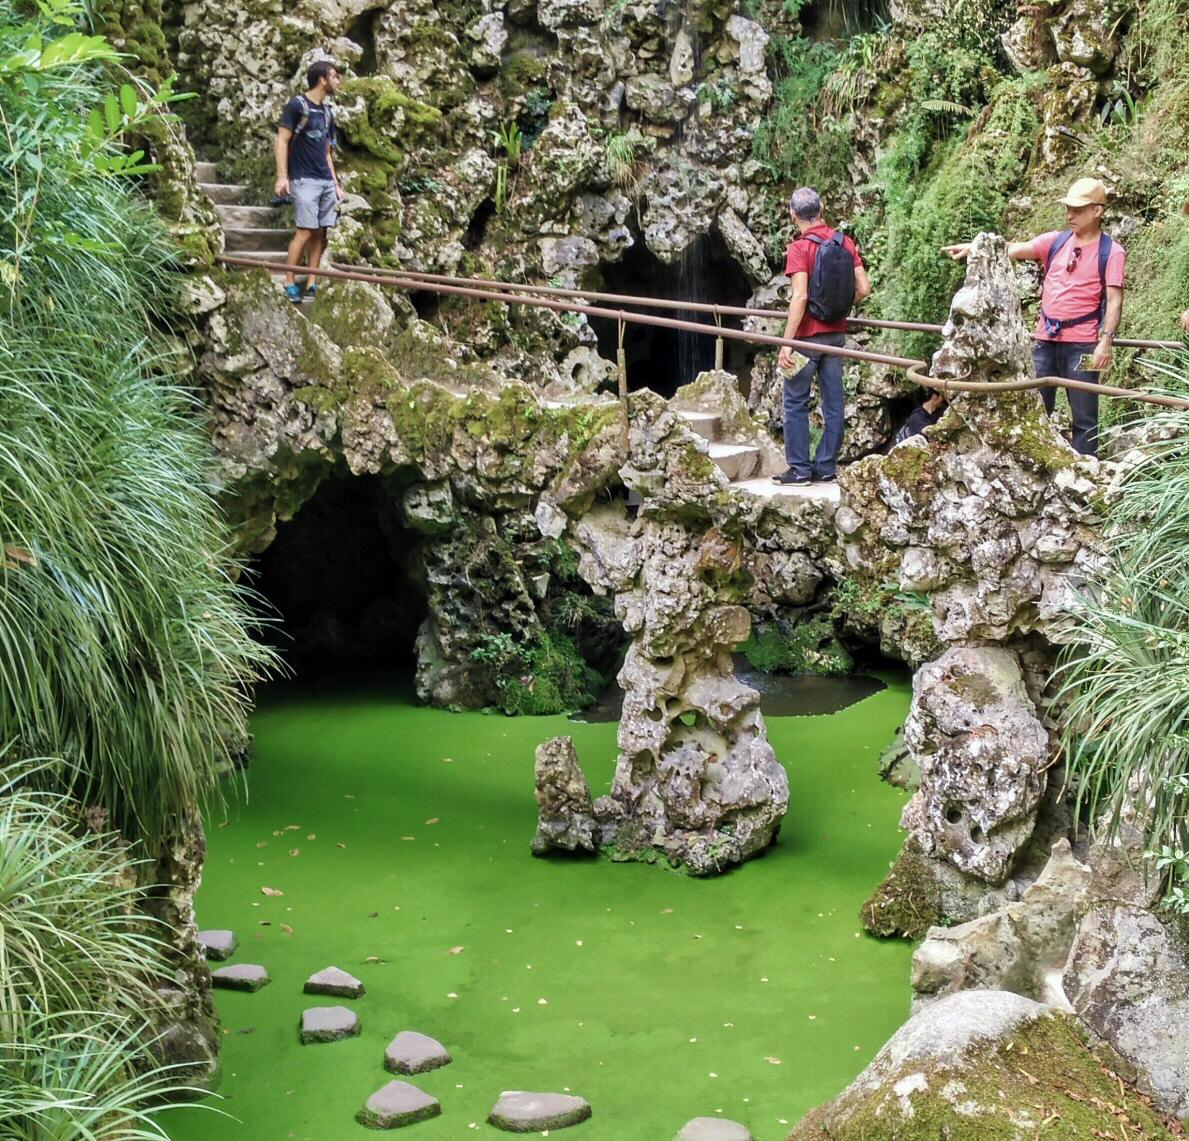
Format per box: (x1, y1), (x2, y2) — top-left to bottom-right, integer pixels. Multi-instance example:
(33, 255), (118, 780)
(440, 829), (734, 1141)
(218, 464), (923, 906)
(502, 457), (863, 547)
(197, 160), (315, 311)
(197, 160), (838, 503)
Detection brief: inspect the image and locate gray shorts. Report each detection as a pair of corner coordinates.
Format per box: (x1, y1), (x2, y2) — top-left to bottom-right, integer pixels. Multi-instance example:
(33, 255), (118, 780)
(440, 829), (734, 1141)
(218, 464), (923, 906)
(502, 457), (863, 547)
(292, 178), (338, 230)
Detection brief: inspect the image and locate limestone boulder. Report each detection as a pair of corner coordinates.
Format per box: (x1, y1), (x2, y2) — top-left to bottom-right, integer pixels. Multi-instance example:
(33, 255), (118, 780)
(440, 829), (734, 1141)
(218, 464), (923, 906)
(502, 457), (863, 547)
(1064, 905), (1189, 1118)
(1050, 0), (1130, 75)
(904, 647), (1049, 883)
(532, 735), (598, 855)
(911, 839), (1091, 1008)
(787, 990), (1177, 1139)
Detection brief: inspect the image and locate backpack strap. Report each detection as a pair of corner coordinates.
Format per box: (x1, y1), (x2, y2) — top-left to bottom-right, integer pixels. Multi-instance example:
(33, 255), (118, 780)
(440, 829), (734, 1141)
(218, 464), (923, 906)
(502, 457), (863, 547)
(292, 94), (311, 138)
(1043, 229), (1074, 272)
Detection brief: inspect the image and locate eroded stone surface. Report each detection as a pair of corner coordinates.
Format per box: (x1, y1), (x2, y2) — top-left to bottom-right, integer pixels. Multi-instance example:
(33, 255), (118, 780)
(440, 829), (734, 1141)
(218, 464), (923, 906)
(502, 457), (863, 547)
(902, 646), (1049, 883)
(532, 736), (597, 856)
(210, 963), (269, 992)
(1064, 905), (1189, 1118)
(196, 929), (237, 961)
(356, 1080), (441, 1129)
(300, 1004), (359, 1044)
(488, 1091), (591, 1132)
(304, 965), (365, 998)
(384, 1031), (452, 1075)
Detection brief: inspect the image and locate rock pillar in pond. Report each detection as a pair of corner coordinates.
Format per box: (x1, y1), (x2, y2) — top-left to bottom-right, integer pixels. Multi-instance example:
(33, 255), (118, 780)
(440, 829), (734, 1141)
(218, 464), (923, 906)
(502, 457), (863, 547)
(537, 390), (789, 874)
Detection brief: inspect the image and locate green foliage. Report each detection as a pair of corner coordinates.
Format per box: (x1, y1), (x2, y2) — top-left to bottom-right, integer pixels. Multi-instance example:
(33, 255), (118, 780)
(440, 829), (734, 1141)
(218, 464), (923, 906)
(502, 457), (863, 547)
(604, 128), (645, 190)
(0, 0), (274, 844)
(750, 38), (852, 205)
(1058, 370), (1189, 914)
(0, 768), (205, 1134)
(741, 616), (853, 676)
(869, 78), (1040, 356)
(469, 630), (600, 715)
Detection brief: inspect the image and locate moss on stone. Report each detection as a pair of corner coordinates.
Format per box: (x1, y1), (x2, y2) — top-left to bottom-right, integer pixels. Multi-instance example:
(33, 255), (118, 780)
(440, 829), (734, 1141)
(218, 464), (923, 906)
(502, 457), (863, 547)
(741, 616), (853, 677)
(499, 50), (549, 97)
(790, 1007), (1180, 1139)
(859, 835), (942, 940)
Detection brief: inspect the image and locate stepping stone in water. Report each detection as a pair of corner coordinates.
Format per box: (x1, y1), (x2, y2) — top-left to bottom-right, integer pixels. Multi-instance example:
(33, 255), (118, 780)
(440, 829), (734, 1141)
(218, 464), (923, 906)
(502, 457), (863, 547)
(385, 1031), (452, 1075)
(675, 1118), (753, 1141)
(300, 1005), (359, 1044)
(304, 965), (365, 998)
(356, 1081), (441, 1129)
(488, 1091), (591, 1132)
(197, 929), (237, 961)
(210, 964), (269, 992)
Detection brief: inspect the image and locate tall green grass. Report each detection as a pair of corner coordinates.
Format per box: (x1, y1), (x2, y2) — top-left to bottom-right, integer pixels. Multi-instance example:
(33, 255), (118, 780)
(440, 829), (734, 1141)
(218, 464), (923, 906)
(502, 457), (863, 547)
(1059, 356), (1189, 906)
(0, 0), (274, 845)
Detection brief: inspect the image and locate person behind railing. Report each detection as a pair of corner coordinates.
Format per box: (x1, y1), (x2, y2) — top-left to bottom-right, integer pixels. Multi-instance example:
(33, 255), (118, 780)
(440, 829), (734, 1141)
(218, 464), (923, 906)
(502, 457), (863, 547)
(772, 187), (872, 486)
(892, 392), (947, 446)
(274, 60), (344, 304)
(943, 178), (1125, 458)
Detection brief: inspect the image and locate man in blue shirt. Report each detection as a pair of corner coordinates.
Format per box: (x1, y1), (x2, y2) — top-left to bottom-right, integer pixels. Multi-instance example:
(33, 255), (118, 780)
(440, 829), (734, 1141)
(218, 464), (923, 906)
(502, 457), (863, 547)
(274, 60), (343, 302)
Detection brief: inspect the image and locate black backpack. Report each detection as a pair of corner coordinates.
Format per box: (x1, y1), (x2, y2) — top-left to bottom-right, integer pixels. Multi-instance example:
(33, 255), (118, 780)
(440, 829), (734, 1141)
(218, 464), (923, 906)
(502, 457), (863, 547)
(805, 231), (856, 322)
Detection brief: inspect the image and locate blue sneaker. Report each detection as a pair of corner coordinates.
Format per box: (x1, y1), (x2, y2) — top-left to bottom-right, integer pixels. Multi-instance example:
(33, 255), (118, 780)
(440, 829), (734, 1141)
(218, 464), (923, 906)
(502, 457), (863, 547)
(284, 283), (302, 304)
(304, 283), (317, 298)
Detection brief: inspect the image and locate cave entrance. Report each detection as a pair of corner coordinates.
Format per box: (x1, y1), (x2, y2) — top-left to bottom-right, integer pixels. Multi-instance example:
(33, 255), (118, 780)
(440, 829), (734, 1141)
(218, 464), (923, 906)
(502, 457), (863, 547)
(589, 228), (755, 398)
(251, 473), (425, 684)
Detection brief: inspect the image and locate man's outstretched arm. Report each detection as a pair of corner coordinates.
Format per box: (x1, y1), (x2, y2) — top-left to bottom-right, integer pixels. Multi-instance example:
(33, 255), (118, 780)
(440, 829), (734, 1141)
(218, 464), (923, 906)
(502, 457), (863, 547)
(942, 239), (1038, 262)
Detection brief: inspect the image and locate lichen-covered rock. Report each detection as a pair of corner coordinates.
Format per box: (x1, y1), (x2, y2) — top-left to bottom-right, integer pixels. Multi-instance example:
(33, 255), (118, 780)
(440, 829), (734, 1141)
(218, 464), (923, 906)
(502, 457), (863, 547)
(1064, 905), (1189, 1119)
(1050, 0), (1131, 75)
(902, 647), (1049, 883)
(835, 234), (1107, 661)
(787, 989), (1178, 1140)
(911, 839), (1091, 1008)
(532, 735), (597, 855)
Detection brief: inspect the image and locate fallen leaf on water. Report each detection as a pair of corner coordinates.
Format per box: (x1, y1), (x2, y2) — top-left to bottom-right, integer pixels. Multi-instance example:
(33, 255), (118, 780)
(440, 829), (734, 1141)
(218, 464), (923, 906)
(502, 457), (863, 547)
(447, 946), (464, 955)
(660, 908), (673, 914)
(336, 842), (347, 849)
(281, 924), (294, 935)
(368, 912), (379, 919)
(307, 833), (316, 840)
(344, 794), (354, 799)
(426, 818), (440, 825)
(234, 1027), (255, 1035)
(442, 757), (454, 763)
(255, 841), (268, 849)
(261, 886), (283, 897)
(284, 824), (300, 832)
(401, 836), (415, 841)
(765, 1057), (782, 1065)
(288, 848), (300, 857)
(217, 822), (228, 828)
(364, 956), (386, 963)
(271, 830), (281, 837)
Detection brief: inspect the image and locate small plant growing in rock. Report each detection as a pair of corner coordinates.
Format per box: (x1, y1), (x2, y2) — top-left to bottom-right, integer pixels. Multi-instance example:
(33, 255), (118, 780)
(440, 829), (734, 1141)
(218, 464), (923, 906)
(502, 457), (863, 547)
(491, 121), (522, 213)
(604, 128), (645, 192)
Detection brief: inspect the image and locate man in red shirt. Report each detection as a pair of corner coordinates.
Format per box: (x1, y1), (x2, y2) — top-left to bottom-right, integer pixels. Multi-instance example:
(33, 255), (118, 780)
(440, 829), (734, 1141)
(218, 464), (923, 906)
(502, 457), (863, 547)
(773, 188), (871, 486)
(944, 178), (1124, 457)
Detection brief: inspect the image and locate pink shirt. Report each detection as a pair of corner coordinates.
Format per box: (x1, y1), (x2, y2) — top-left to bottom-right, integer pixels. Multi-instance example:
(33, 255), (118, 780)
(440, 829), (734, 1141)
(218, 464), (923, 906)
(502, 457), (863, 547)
(1030, 230), (1126, 343)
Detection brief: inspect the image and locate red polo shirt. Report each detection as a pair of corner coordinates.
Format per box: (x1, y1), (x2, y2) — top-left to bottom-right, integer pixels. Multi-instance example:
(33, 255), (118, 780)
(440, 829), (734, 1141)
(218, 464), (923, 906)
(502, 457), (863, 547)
(785, 225), (864, 338)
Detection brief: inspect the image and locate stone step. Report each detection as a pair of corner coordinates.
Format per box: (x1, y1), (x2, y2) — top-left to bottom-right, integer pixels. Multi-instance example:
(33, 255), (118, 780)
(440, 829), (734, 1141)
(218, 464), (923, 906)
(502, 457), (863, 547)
(732, 476), (842, 502)
(708, 441), (760, 482)
(224, 226), (294, 252)
(216, 203), (284, 228)
(200, 181), (249, 205)
(195, 160), (219, 182)
(675, 410), (721, 441)
(223, 248), (291, 265)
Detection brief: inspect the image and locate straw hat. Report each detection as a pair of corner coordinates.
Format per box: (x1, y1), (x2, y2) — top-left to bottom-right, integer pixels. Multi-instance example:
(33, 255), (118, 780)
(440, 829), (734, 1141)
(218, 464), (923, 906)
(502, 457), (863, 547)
(1059, 178), (1108, 207)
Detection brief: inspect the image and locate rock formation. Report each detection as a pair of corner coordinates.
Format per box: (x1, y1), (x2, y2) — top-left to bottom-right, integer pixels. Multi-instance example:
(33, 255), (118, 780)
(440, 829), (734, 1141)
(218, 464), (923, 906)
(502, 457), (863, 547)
(532, 736), (597, 856)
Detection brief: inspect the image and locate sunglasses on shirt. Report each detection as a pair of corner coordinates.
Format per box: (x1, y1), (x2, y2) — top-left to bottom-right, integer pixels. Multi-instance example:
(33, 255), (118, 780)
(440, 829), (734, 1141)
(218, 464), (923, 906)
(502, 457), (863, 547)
(1066, 245), (1082, 273)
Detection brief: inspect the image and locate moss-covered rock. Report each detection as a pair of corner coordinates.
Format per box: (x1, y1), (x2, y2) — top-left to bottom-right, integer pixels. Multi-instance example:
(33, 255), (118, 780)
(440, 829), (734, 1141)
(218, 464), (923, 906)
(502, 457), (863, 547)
(860, 834), (943, 940)
(741, 614), (853, 676)
(787, 990), (1179, 1140)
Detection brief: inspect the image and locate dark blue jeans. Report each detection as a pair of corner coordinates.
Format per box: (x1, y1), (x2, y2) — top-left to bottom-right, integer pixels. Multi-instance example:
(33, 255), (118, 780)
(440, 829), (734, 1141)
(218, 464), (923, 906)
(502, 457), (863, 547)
(1033, 339), (1099, 457)
(782, 332), (846, 479)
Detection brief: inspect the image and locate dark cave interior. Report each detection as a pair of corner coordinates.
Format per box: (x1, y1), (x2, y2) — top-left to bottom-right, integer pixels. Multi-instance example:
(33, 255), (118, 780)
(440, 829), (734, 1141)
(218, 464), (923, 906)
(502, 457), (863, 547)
(589, 228), (756, 398)
(251, 474), (425, 679)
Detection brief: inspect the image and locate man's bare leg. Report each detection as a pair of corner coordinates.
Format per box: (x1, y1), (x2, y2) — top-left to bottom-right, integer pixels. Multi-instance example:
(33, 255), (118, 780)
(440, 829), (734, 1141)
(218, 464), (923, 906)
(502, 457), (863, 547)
(285, 228), (313, 286)
(304, 227), (327, 290)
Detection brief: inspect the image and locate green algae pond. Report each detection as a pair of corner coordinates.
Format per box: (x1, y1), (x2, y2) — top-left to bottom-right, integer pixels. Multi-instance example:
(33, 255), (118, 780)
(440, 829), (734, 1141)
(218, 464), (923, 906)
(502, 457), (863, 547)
(165, 674), (913, 1140)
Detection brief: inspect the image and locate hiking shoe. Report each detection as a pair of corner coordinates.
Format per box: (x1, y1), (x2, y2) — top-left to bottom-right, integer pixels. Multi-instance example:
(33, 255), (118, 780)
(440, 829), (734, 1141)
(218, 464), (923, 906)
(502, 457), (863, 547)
(814, 472), (837, 483)
(772, 468), (811, 486)
(304, 283), (317, 298)
(284, 283), (302, 304)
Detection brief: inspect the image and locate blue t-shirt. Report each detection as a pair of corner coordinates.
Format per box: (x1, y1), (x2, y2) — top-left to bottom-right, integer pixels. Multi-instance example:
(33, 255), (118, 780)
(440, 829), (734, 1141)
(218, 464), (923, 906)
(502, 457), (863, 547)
(279, 95), (335, 181)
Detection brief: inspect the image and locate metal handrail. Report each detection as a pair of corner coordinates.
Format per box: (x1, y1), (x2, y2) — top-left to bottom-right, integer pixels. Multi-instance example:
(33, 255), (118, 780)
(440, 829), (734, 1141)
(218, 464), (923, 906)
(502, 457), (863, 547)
(214, 255), (1189, 413)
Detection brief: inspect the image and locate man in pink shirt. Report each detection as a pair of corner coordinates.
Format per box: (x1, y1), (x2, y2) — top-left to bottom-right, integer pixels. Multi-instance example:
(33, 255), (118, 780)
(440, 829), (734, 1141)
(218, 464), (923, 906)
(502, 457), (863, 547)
(944, 178), (1124, 457)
